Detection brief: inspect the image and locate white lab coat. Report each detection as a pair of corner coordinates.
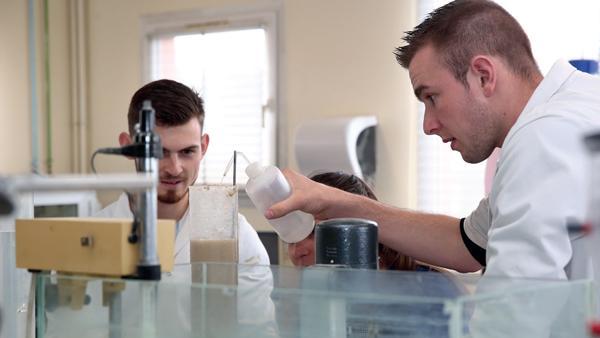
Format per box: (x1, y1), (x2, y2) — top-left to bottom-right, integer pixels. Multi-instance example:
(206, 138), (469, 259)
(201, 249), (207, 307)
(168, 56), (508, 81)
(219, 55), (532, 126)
(95, 193), (270, 265)
(463, 60), (600, 280)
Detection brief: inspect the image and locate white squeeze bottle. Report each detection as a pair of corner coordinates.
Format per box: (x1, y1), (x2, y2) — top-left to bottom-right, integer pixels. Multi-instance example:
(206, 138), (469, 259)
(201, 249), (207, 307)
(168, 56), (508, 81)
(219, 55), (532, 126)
(245, 162), (314, 243)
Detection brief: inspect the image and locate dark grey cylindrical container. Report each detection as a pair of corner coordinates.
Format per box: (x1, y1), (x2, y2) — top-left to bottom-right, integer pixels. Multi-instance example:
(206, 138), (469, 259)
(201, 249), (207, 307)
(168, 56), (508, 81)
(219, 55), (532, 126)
(314, 218), (378, 269)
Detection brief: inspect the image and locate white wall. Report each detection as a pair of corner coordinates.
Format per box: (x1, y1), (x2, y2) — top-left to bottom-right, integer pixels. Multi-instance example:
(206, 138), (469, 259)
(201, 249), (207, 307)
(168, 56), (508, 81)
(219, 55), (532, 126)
(0, 0), (31, 174)
(283, 1), (418, 208)
(0, 0), (74, 175)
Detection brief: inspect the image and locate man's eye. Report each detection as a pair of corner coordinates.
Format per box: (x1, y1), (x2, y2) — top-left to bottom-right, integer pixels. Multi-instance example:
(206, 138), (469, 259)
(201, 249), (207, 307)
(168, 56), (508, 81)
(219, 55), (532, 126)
(182, 149), (196, 156)
(426, 94), (436, 105)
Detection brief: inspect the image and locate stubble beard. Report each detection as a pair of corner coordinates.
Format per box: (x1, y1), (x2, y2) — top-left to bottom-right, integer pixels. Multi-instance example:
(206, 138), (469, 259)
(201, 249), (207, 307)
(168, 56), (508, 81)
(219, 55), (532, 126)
(460, 101), (500, 164)
(158, 187), (188, 204)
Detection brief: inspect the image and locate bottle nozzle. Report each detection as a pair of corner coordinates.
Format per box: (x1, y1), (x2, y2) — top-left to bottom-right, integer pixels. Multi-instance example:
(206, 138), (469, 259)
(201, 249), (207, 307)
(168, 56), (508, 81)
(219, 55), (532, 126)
(245, 162), (264, 179)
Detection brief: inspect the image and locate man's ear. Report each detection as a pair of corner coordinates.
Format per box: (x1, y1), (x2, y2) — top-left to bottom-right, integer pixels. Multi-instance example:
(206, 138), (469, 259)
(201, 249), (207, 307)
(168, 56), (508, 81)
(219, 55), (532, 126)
(470, 55), (496, 97)
(119, 132), (132, 147)
(201, 133), (210, 156)
(118, 132), (136, 160)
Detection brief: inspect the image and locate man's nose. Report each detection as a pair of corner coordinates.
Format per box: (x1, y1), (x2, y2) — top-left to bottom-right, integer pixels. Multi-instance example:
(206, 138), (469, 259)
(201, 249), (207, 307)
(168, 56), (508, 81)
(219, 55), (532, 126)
(423, 109), (441, 135)
(162, 153), (183, 176)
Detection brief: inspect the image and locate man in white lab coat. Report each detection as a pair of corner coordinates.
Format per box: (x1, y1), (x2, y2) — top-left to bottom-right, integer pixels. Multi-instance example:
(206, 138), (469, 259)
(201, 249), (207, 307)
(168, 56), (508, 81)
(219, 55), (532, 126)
(42, 80), (276, 337)
(96, 79), (270, 266)
(266, 0), (600, 281)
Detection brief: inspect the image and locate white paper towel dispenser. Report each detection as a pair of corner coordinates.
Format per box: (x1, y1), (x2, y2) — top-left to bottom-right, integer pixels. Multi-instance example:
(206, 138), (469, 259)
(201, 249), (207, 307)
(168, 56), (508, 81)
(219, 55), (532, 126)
(294, 115), (377, 184)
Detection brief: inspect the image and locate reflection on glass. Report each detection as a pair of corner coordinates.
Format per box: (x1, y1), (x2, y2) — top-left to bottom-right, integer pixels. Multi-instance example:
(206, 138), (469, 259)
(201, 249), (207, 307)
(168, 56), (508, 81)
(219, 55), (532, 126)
(34, 263), (592, 338)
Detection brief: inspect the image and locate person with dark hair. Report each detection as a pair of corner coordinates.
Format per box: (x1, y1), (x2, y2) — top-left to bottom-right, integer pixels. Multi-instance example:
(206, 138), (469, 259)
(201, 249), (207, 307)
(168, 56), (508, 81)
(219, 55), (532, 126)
(289, 171), (432, 271)
(96, 79), (269, 265)
(268, 0), (600, 280)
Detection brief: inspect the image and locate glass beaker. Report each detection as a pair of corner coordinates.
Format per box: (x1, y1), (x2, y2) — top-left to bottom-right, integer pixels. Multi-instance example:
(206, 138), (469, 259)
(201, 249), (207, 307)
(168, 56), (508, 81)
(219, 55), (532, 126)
(188, 184), (239, 336)
(188, 184), (239, 283)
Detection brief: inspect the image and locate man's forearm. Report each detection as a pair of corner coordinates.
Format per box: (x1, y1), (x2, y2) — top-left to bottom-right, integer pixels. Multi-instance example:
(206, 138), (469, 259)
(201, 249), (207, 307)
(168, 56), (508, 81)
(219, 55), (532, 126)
(328, 191), (482, 272)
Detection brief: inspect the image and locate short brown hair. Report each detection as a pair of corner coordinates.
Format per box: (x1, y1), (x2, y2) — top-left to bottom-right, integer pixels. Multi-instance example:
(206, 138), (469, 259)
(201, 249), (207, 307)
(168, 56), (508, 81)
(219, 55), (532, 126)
(127, 79), (205, 134)
(394, 0), (539, 85)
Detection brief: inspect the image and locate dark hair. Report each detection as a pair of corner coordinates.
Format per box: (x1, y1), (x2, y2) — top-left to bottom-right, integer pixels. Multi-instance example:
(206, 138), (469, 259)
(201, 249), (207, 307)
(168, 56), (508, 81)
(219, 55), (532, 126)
(309, 171), (417, 271)
(309, 172), (377, 201)
(394, 0), (539, 86)
(127, 79), (205, 134)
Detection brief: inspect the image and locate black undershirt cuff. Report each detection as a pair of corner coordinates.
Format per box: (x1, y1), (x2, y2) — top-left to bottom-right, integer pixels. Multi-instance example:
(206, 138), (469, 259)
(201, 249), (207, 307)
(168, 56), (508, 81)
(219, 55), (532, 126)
(460, 218), (486, 266)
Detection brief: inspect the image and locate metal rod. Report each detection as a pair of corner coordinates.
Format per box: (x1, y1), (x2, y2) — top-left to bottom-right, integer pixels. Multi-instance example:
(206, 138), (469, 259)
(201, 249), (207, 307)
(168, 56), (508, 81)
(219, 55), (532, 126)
(133, 101), (161, 280)
(108, 292), (122, 338)
(28, 0), (40, 174)
(43, 0), (52, 174)
(9, 173), (155, 192)
(233, 151), (237, 186)
(35, 274), (46, 338)
(136, 159), (160, 269)
(140, 282), (158, 338)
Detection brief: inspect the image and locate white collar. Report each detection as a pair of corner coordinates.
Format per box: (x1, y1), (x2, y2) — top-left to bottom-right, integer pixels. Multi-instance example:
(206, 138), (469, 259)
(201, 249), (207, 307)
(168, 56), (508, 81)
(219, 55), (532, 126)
(520, 59), (576, 118)
(503, 59), (577, 147)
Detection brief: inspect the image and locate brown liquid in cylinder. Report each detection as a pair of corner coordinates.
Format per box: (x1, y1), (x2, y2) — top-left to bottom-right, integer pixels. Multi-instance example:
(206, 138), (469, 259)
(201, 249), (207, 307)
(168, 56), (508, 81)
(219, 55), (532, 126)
(190, 239), (238, 285)
(190, 239), (238, 263)
(190, 239), (239, 336)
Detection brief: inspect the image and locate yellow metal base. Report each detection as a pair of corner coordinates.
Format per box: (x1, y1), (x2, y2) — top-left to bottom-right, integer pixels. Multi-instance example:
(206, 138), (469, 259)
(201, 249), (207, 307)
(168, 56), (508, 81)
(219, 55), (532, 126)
(16, 218), (175, 277)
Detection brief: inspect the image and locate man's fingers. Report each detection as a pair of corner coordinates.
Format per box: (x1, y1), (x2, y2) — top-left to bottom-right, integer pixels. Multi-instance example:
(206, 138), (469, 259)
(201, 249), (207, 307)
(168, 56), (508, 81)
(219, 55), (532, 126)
(265, 167), (324, 219)
(266, 197), (297, 219)
(267, 169), (310, 218)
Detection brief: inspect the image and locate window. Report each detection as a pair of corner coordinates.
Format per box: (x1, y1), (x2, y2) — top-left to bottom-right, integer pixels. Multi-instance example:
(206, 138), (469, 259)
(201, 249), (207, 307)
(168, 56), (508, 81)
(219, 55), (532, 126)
(416, 0), (600, 217)
(142, 8), (278, 185)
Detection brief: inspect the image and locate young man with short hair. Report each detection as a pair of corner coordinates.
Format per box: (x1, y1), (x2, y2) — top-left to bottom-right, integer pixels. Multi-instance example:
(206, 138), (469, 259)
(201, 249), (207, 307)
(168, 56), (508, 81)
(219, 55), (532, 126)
(267, 0), (600, 280)
(97, 79), (270, 266)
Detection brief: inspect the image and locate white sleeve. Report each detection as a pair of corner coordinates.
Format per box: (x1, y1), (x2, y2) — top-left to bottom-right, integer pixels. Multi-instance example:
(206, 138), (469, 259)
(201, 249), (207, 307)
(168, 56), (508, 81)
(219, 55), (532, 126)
(238, 213), (271, 265)
(464, 197), (491, 249)
(485, 117), (588, 279)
